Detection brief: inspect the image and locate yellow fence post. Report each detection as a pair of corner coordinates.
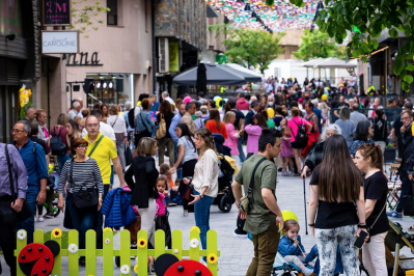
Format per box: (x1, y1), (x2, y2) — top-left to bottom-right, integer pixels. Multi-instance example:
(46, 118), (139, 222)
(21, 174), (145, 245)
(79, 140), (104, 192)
(154, 230), (166, 260)
(51, 229), (62, 276)
(189, 228), (200, 261)
(85, 230), (96, 276)
(120, 230), (131, 276)
(137, 230), (148, 276)
(68, 230), (79, 276)
(15, 230), (28, 276)
(103, 228), (114, 276)
(172, 230), (183, 261)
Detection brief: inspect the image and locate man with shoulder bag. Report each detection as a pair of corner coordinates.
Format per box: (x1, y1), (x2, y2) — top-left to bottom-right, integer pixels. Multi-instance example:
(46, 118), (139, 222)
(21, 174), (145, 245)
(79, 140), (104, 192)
(0, 142), (28, 276)
(232, 128), (285, 276)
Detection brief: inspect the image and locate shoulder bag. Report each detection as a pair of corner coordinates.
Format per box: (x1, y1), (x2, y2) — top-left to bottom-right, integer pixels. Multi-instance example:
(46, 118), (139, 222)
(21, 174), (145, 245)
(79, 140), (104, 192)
(5, 144), (32, 221)
(239, 157), (267, 213)
(70, 136), (103, 209)
(111, 116), (125, 142)
(156, 113), (167, 139)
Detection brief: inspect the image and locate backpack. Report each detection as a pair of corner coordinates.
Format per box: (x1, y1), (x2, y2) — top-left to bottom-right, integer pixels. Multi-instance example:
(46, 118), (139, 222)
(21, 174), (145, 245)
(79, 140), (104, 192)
(50, 126), (67, 156)
(156, 113), (167, 139)
(292, 118), (308, 147)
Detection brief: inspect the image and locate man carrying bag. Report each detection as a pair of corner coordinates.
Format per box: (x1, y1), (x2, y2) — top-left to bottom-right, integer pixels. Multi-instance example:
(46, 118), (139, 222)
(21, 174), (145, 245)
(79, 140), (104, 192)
(0, 143), (28, 276)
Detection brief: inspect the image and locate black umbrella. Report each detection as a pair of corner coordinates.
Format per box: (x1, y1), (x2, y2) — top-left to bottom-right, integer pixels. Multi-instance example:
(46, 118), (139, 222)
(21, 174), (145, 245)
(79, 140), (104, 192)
(173, 63), (246, 86)
(221, 64), (262, 83)
(196, 63), (207, 94)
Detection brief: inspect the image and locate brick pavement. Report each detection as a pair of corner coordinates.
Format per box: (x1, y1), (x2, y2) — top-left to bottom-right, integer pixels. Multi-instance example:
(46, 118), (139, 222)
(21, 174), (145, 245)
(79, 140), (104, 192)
(2, 167), (413, 275)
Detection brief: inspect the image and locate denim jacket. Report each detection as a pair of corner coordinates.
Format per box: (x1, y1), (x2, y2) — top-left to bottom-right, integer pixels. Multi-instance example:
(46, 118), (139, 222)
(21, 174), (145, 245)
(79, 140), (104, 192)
(135, 110), (155, 133)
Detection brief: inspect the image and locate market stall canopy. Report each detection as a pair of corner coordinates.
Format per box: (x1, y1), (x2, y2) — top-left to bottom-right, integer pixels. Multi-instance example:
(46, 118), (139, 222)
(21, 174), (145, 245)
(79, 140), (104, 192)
(302, 58), (326, 68)
(313, 57), (357, 69)
(173, 63), (246, 86)
(222, 63), (263, 83)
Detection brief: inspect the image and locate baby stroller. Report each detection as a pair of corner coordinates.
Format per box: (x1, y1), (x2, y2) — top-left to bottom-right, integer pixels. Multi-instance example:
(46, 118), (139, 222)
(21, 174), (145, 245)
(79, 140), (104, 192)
(212, 134), (236, 213)
(272, 252), (312, 276)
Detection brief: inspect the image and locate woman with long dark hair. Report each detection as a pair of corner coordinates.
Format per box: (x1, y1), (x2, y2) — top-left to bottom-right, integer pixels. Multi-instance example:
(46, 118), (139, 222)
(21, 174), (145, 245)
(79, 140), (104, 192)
(205, 109), (228, 139)
(101, 104), (109, 123)
(308, 135), (368, 275)
(169, 123), (198, 216)
(354, 144), (389, 276)
(349, 120), (374, 157)
(157, 100), (175, 166)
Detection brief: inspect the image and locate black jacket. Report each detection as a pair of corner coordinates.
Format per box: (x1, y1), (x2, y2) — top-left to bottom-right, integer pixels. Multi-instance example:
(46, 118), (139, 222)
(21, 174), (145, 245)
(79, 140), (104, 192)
(125, 156), (159, 208)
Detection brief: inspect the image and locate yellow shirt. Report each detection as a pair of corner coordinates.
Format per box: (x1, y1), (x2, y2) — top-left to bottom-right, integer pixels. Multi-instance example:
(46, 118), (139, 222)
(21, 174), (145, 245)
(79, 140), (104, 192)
(84, 132), (118, 184)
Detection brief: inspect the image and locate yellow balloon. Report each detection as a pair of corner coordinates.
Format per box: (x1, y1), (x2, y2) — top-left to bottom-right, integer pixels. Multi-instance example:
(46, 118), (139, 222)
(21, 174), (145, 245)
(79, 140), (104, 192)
(267, 108), (275, 119)
(321, 94), (328, 101)
(279, 210), (299, 234)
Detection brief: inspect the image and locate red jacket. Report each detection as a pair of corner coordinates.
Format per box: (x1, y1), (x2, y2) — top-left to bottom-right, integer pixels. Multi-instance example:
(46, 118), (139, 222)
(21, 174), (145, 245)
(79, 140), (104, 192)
(236, 98), (249, 110)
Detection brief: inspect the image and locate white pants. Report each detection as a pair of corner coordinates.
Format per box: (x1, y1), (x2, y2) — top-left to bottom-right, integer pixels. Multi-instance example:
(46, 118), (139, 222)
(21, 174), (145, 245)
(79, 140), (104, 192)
(362, 231), (388, 276)
(136, 198), (156, 247)
(231, 154), (241, 169)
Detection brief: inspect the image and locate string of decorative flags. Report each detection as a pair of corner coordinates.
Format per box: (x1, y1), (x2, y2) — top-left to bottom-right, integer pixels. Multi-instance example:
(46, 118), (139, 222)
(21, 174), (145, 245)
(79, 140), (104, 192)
(206, 0), (324, 32)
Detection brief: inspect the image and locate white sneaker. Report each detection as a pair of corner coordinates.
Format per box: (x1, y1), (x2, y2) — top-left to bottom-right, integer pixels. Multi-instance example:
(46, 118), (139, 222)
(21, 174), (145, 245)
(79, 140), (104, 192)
(34, 217), (38, 222)
(183, 210), (189, 217)
(37, 217), (44, 222)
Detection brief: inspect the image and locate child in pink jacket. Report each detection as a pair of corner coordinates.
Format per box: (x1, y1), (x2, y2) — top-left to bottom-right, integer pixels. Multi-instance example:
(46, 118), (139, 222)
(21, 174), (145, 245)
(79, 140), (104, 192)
(223, 111), (241, 166)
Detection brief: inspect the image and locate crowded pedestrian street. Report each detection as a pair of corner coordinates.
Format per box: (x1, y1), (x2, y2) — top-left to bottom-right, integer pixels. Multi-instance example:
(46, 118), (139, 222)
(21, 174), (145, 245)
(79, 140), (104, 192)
(3, 0), (414, 276)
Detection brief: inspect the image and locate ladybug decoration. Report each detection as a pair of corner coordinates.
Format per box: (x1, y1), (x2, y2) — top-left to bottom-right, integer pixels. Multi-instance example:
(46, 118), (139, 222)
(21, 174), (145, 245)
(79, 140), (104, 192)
(18, 240), (60, 276)
(154, 254), (213, 276)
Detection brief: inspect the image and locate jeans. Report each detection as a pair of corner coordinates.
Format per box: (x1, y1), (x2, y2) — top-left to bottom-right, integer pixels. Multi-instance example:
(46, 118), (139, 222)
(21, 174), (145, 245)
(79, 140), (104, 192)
(158, 137), (175, 166)
(315, 225), (360, 276)
(246, 228), (280, 276)
(96, 185), (110, 249)
(174, 141), (183, 179)
(0, 199), (18, 276)
(17, 188), (38, 244)
(66, 195), (97, 249)
(57, 153), (71, 172)
(362, 231), (388, 276)
(193, 189), (215, 251)
(116, 140), (126, 170)
(238, 137), (246, 163)
(396, 171), (413, 213)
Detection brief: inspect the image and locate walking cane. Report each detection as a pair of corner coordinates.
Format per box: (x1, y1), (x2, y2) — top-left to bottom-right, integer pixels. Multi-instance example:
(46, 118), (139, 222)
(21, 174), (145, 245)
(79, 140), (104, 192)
(303, 177), (308, 235)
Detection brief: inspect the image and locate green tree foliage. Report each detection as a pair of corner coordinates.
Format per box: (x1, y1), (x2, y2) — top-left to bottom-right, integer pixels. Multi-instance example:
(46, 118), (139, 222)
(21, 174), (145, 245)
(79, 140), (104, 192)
(284, 0), (414, 92)
(293, 30), (346, 61)
(69, 1), (109, 38)
(210, 24), (285, 73)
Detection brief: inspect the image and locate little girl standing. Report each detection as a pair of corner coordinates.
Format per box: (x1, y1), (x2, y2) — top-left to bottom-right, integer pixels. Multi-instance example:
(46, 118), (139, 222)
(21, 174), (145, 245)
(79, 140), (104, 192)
(281, 126), (294, 176)
(155, 176), (172, 248)
(278, 220), (314, 276)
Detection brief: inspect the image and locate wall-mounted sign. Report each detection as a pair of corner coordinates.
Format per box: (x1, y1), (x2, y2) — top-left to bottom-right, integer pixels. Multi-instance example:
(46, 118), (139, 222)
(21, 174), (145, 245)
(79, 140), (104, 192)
(42, 31), (79, 54)
(169, 42), (179, 72)
(66, 52), (103, 66)
(43, 0), (71, 26)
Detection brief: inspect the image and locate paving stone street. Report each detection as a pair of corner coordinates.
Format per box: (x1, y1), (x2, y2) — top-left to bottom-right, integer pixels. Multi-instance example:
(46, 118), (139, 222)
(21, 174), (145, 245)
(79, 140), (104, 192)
(2, 165), (413, 275)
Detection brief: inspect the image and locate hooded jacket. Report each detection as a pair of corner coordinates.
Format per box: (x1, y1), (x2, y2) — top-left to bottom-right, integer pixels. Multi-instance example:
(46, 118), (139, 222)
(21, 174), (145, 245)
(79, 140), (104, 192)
(236, 98), (249, 111)
(125, 155), (159, 208)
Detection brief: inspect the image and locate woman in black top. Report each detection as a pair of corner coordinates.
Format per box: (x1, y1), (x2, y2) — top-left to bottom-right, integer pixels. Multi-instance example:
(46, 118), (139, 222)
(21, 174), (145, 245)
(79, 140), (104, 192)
(125, 137), (159, 247)
(156, 100), (175, 166)
(273, 106), (287, 129)
(370, 109), (388, 154)
(354, 144), (389, 276)
(308, 135), (368, 275)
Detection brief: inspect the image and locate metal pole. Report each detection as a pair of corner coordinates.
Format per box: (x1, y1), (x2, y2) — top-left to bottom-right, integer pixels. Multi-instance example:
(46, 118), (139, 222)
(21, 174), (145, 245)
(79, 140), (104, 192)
(303, 178), (308, 235)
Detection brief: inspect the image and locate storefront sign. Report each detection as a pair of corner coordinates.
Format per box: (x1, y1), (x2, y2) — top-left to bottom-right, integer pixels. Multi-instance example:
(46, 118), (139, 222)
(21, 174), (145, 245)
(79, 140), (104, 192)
(169, 42), (179, 72)
(66, 52), (103, 66)
(42, 31), (79, 54)
(43, 0), (71, 26)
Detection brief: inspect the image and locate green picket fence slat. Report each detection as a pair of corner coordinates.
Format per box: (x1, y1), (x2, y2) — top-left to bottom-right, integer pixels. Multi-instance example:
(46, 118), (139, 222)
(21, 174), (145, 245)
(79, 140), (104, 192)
(85, 230), (96, 276)
(15, 228), (220, 276)
(68, 230), (79, 276)
(103, 229), (113, 276)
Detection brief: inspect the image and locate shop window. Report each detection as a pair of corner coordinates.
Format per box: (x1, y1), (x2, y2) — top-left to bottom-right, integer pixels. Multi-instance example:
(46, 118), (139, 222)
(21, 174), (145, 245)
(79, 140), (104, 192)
(0, 0), (23, 37)
(107, 0), (118, 26)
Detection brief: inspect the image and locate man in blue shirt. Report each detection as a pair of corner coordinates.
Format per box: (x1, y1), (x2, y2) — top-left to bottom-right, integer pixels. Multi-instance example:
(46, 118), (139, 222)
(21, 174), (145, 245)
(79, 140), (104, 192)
(12, 120), (48, 244)
(169, 103), (186, 179)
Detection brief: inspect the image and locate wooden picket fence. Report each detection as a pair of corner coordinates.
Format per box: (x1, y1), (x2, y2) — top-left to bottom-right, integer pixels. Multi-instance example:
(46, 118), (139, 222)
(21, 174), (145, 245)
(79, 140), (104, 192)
(15, 228), (220, 276)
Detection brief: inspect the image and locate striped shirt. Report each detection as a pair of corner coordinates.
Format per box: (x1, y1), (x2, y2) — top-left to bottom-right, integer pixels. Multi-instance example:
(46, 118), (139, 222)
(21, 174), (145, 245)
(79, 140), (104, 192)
(58, 158), (104, 194)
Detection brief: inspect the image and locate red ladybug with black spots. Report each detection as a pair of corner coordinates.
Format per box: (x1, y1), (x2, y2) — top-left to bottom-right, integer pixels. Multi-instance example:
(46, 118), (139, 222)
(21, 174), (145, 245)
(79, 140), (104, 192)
(154, 254), (213, 276)
(18, 240), (60, 276)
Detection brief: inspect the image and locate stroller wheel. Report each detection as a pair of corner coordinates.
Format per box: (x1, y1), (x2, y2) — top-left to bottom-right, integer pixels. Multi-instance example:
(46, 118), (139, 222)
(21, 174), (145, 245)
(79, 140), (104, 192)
(219, 195), (232, 213)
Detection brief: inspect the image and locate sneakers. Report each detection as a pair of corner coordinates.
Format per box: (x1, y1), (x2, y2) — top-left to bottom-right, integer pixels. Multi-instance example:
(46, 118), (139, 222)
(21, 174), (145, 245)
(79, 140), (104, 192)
(44, 213), (54, 219)
(183, 210), (189, 217)
(233, 228), (248, 239)
(387, 211), (402, 218)
(302, 267), (314, 276)
(168, 202), (178, 207)
(35, 217), (44, 222)
(281, 170), (290, 176)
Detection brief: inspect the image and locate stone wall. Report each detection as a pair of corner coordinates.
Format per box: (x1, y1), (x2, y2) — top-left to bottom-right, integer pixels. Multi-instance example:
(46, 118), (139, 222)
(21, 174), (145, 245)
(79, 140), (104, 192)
(155, 0), (206, 50)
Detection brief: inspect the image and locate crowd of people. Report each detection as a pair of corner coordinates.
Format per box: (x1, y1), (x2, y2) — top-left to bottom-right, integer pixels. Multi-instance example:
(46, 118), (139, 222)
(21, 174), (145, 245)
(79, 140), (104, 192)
(0, 75), (413, 275)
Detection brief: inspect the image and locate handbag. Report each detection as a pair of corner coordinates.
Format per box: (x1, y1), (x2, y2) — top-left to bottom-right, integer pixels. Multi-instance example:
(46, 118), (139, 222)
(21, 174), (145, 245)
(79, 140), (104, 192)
(5, 144), (32, 222)
(239, 157), (267, 213)
(156, 113), (167, 139)
(69, 159), (99, 209)
(111, 115), (125, 142)
(366, 200), (388, 243)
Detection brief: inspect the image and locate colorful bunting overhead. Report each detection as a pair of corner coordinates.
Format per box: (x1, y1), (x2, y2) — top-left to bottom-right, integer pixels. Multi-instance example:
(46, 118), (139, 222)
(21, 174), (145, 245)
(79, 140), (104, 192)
(206, 0), (320, 32)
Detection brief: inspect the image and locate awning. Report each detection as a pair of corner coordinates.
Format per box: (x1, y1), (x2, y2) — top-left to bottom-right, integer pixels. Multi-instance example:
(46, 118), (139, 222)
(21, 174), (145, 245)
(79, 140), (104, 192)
(302, 58), (326, 68)
(313, 58), (357, 69)
(207, 5), (219, 18)
(222, 63), (262, 83)
(173, 63), (246, 86)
